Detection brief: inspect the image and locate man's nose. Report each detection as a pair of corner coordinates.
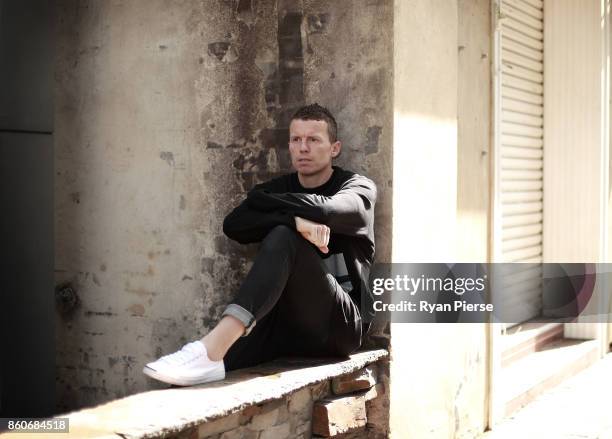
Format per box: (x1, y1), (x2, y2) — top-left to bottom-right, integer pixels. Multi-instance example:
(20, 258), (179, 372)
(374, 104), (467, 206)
(297, 138), (309, 151)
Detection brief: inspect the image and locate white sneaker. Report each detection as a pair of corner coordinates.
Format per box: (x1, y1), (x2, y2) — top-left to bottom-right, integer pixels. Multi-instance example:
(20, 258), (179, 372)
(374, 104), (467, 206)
(143, 340), (225, 386)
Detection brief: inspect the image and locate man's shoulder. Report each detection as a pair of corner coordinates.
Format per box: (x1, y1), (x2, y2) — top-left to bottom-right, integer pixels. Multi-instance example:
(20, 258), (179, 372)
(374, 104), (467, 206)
(335, 167), (376, 188)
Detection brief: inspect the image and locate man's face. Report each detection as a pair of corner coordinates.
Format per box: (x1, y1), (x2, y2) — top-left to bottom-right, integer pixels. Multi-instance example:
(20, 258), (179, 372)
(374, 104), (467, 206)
(288, 118), (341, 177)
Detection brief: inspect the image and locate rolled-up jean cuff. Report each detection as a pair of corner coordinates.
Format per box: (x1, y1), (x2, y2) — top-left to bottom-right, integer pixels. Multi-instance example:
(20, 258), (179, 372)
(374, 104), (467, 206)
(222, 303), (256, 337)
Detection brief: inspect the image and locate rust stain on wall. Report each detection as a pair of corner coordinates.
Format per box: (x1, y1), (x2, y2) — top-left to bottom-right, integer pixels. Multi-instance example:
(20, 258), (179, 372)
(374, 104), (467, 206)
(127, 304), (145, 316)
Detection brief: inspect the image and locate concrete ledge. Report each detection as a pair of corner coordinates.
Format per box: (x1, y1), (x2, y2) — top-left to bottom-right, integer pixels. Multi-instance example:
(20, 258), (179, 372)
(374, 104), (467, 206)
(26, 349), (388, 439)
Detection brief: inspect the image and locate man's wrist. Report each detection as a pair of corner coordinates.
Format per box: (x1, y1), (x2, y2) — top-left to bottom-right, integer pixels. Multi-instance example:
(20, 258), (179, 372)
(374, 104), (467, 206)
(294, 215), (304, 232)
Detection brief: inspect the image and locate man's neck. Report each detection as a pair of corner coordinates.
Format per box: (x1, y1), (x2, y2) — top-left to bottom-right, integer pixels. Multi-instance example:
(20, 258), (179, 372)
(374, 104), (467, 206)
(297, 166), (334, 188)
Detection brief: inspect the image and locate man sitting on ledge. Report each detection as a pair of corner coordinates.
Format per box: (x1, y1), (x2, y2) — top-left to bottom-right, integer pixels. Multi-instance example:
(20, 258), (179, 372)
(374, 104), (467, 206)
(143, 103), (378, 386)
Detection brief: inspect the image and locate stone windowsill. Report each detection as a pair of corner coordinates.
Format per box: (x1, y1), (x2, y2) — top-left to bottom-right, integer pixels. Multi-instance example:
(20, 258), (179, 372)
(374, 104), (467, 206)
(29, 349), (388, 439)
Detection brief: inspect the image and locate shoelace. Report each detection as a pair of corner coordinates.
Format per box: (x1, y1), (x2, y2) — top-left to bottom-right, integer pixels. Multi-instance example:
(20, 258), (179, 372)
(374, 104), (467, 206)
(159, 342), (202, 366)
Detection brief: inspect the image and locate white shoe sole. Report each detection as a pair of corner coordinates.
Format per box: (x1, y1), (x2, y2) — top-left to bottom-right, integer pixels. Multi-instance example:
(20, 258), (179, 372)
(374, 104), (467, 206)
(142, 366), (225, 386)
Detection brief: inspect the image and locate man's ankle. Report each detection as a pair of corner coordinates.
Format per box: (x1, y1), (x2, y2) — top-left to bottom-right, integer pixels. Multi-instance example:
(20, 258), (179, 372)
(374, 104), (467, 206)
(200, 338), (224, 361)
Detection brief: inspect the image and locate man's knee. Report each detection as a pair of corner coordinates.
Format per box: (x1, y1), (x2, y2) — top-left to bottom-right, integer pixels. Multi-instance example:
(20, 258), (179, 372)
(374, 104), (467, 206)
(260, 225), (299, 252)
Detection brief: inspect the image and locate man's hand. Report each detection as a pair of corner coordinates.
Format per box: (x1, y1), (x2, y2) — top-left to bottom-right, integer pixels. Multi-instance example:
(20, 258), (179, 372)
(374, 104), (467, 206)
(295, 216), (330, 254)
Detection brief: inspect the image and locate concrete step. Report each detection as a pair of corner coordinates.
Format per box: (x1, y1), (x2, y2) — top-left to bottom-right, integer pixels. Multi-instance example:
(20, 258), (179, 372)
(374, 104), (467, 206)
(501, 338), (600, 417)
(501, 319), (564, 367)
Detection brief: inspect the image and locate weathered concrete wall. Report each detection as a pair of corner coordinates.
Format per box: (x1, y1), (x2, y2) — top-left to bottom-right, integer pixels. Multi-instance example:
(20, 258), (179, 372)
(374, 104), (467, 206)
(54, 0), (392, 412)
(390, 0), (490, 437)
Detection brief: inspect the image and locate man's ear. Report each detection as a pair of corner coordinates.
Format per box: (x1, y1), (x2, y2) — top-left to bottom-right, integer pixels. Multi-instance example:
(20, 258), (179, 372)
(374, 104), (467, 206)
(331, 141), (341, 158)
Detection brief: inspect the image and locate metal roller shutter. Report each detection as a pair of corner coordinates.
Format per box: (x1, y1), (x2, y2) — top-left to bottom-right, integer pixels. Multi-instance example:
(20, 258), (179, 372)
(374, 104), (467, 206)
(497, 0), (544, 326)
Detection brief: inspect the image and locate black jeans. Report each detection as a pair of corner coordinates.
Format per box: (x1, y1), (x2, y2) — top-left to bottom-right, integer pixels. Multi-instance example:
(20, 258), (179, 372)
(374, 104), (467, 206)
(222, 225), (363, 371)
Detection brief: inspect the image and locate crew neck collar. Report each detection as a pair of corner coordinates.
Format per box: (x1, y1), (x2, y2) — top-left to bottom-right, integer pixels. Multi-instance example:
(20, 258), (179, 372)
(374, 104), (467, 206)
(294, 166), (340, 193)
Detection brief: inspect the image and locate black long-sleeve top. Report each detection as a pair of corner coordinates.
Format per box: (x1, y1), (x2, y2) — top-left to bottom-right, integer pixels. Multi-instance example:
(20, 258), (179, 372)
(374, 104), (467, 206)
(223, 166), (377, 325)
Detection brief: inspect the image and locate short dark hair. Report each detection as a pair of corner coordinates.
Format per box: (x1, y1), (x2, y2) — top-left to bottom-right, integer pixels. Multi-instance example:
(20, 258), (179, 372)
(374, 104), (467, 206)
(290, 103), (338, 143)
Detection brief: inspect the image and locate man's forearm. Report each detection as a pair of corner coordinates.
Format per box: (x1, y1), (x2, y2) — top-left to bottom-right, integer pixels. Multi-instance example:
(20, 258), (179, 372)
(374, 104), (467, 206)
(223, 201), (295, 244)
(246, 190), (374, 236)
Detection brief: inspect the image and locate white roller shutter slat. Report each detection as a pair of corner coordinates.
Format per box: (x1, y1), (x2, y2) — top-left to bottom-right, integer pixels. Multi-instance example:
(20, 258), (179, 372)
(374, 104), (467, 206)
(502, 18), (543, 41)
(502, 86), (543, 105)
(498, 265), (543, 287)
(494, 262), (541, 276)
(501, 157), (542, 170)
(502, 26), (543, 51)
(501, 169), (542, 180)
(516, 0), (543, 14)
(494, 262), (542, 275)
(502, 49), (543, 72)
(502, 122), (543, 138)
(502, 38), (543, 62)
(503, 212), (542, 227)
(501, 179), (543, 191)
(502, 201), (542, 216)
(498, 0), (544, 324)
(502, 223), (543, 239)
(501, 134), (542, 148)
(502, 234), (542, 252)
(501, 145), (543, 159)
(500, 279), (542, 300)
(502, 62), (543, 84)
(501, 191), (542, 203)
(503, 245), (542, 262)
(502, 4), (543, 31)
(502, 98), (543, 116)
(504, 0), (543, 18)
(502, 75), (543, 94)
(502, 110), (542, 127)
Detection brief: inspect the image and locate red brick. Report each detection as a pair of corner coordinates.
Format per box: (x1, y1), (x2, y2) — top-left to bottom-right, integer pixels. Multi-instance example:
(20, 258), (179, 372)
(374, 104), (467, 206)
(332, 365), (378, 395)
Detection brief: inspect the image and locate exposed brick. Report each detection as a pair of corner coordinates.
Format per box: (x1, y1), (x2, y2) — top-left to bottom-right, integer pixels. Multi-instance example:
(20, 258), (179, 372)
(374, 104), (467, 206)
(295, 420), (312, 436)
(197, 413), (240, 438)
(274, 404), (290, 426)
(332, 365), (378, 395)
(250, 406), (282, 430)
(312, 380), (332, 401)
(218, 426), (259, 439)
(288, 387), (312, 414)
(363, 383), (384, 401)
(312, 395), (367, 436)
(239, 398), (285, 423)
(259, 421), (291, 439)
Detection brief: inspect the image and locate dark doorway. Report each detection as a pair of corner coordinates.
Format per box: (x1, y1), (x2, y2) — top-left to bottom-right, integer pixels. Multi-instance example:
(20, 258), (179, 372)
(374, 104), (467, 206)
(0, 0), (56, 417)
